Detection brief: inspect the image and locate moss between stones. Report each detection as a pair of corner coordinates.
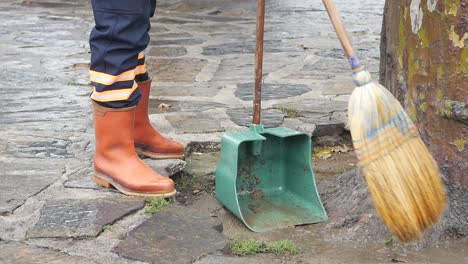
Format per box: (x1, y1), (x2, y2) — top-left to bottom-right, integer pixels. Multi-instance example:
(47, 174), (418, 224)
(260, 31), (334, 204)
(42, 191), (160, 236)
(144, 197), (170, 215)
(274, 106), (302, 118)
(231, 239), (300, 256)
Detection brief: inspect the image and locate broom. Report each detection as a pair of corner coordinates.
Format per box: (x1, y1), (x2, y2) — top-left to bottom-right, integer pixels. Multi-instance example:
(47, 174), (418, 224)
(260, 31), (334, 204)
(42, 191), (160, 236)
(322, 0), (447, 242)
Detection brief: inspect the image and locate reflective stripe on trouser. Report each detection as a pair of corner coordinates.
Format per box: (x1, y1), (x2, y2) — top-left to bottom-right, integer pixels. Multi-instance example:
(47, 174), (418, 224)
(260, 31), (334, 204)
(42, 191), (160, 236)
(89, 0), (155, 108)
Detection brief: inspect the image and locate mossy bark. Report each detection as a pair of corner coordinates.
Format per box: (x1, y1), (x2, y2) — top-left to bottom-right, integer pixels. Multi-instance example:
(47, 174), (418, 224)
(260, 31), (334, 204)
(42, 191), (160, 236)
(380, 0), (467, 187)
(374, 0), (467, 241)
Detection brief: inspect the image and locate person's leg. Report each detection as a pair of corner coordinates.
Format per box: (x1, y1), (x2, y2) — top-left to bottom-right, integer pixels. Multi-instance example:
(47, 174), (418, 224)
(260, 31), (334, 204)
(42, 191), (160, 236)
(89, 0), (175, 196)
(132, 0), (185, 159)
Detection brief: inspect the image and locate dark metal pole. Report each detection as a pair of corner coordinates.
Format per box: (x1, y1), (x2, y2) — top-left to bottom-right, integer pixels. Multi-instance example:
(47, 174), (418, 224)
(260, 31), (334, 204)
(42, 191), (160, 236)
(253, 0), (265, 125)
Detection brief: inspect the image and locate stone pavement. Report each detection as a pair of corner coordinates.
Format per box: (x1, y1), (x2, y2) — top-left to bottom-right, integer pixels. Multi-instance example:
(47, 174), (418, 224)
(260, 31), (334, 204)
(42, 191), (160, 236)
(1, 0), (466, 263)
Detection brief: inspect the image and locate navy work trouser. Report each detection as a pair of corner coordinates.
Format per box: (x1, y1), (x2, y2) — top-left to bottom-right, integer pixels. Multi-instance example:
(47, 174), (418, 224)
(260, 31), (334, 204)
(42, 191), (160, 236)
(89, 0), (156, 108)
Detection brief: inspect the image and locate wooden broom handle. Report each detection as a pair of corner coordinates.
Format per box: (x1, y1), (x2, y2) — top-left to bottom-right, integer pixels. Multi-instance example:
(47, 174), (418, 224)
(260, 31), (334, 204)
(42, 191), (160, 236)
(253, 0), (265, 125)
(322, 0), (355, 58)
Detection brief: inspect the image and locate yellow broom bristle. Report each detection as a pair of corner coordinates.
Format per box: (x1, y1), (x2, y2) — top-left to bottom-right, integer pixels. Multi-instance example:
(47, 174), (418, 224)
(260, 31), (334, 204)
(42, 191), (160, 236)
(348, 70), (447, 242)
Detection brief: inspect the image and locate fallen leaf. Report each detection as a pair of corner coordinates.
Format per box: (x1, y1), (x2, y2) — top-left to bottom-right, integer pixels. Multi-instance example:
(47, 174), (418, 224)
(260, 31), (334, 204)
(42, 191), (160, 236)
(331, 145), (352, 153)
(158, 103), (172, 109)
(298, 44), (310, 50)
(313, 148), (332, 159)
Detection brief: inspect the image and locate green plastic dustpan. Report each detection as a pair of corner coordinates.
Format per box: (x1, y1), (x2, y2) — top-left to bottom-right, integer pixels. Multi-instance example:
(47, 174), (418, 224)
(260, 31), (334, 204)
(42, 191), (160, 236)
(215, 0), (327, 232)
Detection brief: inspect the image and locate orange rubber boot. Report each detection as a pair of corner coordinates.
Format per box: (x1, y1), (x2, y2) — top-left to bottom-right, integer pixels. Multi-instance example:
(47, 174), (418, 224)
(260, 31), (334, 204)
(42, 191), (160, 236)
(134, 79), (185, 159)
(92, 102), (176, 197)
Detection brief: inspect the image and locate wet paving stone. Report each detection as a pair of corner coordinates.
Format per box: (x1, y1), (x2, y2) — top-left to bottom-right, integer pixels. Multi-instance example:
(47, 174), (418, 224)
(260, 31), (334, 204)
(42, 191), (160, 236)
(0, 241), (97, 264)
(202, 40), (301, 56)
(148, 46), (188, 57)
(321, 81), (355, 96)
(152, 83), (223, 97)
(184, 152), (220, 179)
(151, 38), (204, 46)
(0, 158), (66, 215)
(183, 23), (246, 33)
(113, 205), (227, 264)
(176, 13), (254, 23)
(156, 17), (202, 24)
(227, 108), (285, 128)
(235, 83), (310, 101)
(148, 99), (226, 114)
(27, 198), (145, 238)
(147, 58), (208, 82)
(166, 114), (224, 134)
(151, 32), (193, 39)
(4, 136), (72, 158)
(213, 54), (303, 81)
(150, 25), (169, 33)
(274, 99), (347, 114)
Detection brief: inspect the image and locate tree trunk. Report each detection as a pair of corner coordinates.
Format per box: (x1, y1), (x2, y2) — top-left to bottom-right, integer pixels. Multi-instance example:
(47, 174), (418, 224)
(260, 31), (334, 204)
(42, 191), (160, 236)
(380, 0), (467, 187)
(321, 0), (467, 244)
(379, 0), (467, 240)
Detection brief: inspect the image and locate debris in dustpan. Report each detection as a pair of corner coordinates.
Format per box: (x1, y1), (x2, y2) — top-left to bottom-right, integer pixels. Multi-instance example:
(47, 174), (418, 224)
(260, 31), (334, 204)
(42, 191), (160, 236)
(249, 190), (264, 200)
(330, 145), (352, 153)
(248, 204), (261, 214)
(214, 0), (327, 232)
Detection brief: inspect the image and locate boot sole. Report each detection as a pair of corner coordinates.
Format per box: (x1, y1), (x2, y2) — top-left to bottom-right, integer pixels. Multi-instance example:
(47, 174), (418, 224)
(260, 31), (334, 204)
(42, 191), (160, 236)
(135, 148), (185, 160)
(93, 172), (177, 198)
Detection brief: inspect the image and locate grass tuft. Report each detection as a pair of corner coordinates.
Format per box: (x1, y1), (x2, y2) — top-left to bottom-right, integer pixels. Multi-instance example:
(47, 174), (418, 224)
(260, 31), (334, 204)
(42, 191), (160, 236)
(144, 197), (170, 215)
(231, 239), (300, 256)
(275, 106), (302, 118)
(268, 240), (300, 255)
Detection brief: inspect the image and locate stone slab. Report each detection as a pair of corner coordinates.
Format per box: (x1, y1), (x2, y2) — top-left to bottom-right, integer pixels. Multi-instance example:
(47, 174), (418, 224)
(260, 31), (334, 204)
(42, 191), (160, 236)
(63, 159), (186, 189)
(184, 152), (219, 179)
(156, 17), (202, 24)
(202, 40), (301, 56)
(227, 108), (285, 128)
(182, 23), (246, 33)
(151, 83), (223, 97)
(113, 205), (227, 264)
(195, 255), (283, 264)
(321, 81), (355, 96)
(148, 46), (188, 57)
(27, 198), (145, 238)
(274, 100), (347, 114)
(235, 83), (310, 101)
(150, 32), (193, 39)
(148, 99), (226, 114)
(0, 158), (65, 215)
(212, 55), (302, 82)
(150, 38), (204, 46)
(142, 159), (187, 177)
(0, 242), (97, 264)
(62, 168), (103, 190)
(147, 58), (208, 82)
(166, 114), (224, 134)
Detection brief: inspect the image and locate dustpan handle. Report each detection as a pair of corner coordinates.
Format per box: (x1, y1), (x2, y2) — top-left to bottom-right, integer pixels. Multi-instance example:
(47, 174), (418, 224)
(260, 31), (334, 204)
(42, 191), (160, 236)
(253, 0), (265, 125)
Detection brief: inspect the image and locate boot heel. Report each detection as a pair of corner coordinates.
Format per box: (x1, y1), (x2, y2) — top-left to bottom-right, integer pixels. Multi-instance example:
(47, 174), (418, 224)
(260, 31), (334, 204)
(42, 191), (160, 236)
(93, 175), (112, 188)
